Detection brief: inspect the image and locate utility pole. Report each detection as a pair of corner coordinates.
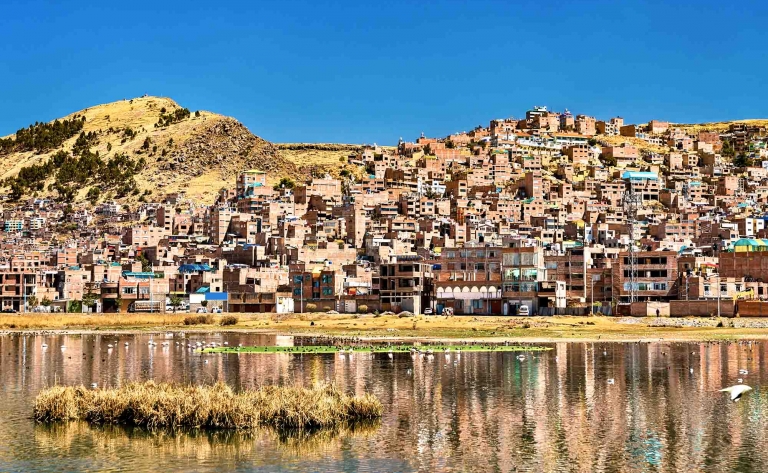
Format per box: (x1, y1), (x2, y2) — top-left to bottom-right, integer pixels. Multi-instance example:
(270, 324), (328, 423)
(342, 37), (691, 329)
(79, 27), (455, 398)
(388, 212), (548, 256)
(623, 180), (641, 304)
(717, 274), (721, 318)
(583, 229), (587, 303)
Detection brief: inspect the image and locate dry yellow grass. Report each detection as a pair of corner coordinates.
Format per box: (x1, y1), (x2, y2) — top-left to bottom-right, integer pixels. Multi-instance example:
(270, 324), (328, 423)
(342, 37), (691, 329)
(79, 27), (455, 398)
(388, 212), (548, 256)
(1, 96), (227, 203)
(0, 313), (188, 329)
(5, 313), (768, 342)
(34, 381), (382, 430)
(598, 135), (668, 155)
(672, 119), (768, 134)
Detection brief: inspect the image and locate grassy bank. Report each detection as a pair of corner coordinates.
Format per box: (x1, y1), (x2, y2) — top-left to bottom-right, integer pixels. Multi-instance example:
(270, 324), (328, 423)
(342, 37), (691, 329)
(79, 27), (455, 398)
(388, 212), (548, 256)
(33, 381), (382, 430)
(5, 313), (768, 342)
(200, 344), (549, 354)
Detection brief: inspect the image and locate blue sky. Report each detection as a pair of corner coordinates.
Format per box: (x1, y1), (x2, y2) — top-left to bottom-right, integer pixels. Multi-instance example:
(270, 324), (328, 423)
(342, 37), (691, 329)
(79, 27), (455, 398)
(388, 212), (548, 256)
(1, 0), (766, 144)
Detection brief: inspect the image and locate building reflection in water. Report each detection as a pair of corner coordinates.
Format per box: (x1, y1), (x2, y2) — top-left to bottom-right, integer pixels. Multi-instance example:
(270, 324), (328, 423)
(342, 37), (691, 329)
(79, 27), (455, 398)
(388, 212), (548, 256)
(0, 334), (766, 472)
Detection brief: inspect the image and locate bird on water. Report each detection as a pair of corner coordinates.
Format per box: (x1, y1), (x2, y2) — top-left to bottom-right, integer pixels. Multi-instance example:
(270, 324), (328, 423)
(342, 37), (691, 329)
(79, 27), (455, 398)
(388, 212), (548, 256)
(720, 384), (752, 401)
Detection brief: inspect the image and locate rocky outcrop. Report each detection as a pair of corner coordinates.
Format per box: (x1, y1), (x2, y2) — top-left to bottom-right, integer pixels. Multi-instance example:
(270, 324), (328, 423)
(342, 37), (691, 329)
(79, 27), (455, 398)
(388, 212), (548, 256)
(160, 118), (295, 180)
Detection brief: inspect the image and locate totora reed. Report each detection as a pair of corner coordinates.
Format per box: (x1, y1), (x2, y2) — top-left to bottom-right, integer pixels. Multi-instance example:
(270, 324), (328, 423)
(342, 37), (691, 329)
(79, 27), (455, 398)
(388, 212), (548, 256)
(33, 381), (382, 430)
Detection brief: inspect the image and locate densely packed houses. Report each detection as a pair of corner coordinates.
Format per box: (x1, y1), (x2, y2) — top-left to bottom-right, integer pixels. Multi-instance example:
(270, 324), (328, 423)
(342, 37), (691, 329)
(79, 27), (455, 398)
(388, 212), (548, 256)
(4, 106), (768, 317)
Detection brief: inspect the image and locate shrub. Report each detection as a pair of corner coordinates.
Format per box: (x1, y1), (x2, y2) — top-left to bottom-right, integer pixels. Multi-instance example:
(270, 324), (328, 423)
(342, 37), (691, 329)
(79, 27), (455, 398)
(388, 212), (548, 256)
(184, 315), (215, 325)
(358, 305), (368, 314)
(305, 303), (317, 312)
(220, 315), (238, 326)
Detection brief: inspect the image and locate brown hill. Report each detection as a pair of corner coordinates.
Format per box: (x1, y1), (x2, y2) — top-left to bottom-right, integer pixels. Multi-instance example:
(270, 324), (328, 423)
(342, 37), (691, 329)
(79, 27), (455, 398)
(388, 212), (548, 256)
(0, 96), (358, 205)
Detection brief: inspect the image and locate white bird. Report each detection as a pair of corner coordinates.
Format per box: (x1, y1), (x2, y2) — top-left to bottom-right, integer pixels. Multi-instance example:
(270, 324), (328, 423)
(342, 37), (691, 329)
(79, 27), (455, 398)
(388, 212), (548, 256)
(60, 345), (66, 350)
(737, 378), (744, 384)
(91, 383), (98, 388)
(517, 355), (526, 361)
(607, 378), (615, 385)
(720, 384), (752, 401)
(603, 350), (607, 356)
(223, 342), (228, 346)
(107, 344), (113, 349)
(124, 342), (129, 347)
(739, 369), (749, 375)
(41, 343), (48, 349)
(387, 351), (393, 359)
(689, 368), (694, 374)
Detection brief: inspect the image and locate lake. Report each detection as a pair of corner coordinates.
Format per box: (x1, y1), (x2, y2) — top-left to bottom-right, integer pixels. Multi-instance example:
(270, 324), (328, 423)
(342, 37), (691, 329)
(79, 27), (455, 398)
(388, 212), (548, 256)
(0, 333), (765, 472)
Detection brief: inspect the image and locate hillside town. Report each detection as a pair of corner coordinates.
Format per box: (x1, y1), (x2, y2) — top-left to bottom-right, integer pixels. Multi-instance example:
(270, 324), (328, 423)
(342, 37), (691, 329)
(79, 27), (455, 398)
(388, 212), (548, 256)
(4, 105), (768, 318)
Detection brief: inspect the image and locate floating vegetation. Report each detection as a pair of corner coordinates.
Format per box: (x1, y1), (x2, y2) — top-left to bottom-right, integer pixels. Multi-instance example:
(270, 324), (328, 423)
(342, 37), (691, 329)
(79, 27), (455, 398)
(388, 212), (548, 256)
(33, 381), (382, 430)
(200, 344), (551, 354)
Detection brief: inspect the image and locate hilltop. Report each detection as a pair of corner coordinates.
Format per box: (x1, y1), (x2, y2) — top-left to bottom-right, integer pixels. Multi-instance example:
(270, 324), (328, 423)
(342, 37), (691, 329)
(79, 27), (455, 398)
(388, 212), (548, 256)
(0, 97), (361, 205)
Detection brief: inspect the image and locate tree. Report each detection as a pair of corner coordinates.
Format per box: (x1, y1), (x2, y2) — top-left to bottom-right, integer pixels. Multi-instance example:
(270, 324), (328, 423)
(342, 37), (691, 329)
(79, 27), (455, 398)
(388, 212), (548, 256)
(41, 297), (52, 307)
(273, 177), (295, 191)
(734, 154), (750, 168)
(169, 294), (183, 313)
(82, 292), (98, 312)
(27, 296), (39, 311)
(201, 300), (208, 308)
(136, 253), (152, 272)
(86, 187), (100, 205)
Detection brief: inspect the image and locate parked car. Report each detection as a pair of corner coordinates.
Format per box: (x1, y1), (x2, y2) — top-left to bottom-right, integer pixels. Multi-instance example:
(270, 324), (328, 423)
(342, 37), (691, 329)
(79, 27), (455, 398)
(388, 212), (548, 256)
(196, 307), (208, 313)
(212, 307), (222, 313)
(517, 305), (529, 316)
(424, 308), (433, 315)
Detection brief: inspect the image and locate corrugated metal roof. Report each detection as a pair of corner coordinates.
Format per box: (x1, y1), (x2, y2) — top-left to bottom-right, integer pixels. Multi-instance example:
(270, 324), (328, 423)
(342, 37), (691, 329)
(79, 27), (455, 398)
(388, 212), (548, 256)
(178, 264), (213, 273)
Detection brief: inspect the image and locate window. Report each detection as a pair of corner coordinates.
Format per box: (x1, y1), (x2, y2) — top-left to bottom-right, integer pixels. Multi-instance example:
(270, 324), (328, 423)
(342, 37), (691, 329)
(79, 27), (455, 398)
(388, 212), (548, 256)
(293, 275), (303, 284)
(293, 288), (301, 296)
(321, 274), (333, 284)
(721, 284), (727, 294)
(472, 300), (483, 309)
(322, 287), (333, 296)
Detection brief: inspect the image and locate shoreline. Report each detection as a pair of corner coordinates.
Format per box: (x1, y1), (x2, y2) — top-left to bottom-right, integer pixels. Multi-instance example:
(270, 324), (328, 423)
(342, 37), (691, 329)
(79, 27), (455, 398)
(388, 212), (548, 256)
(4, 313), (768, 343)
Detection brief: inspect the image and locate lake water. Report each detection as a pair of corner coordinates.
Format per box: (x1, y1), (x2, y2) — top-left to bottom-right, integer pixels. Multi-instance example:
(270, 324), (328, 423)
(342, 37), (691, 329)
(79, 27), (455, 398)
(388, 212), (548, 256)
(0, 333), (766, 472)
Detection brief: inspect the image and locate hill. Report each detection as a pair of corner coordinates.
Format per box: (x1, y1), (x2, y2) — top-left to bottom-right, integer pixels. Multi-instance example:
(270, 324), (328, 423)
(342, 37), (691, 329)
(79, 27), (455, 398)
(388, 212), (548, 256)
(0, 97), (361, 205)
(671, 119), (768, 135)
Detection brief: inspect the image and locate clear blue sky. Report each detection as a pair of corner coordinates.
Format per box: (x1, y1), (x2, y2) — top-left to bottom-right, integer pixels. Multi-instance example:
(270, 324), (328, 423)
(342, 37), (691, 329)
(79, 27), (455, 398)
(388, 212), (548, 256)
(1, 0), (767, 144)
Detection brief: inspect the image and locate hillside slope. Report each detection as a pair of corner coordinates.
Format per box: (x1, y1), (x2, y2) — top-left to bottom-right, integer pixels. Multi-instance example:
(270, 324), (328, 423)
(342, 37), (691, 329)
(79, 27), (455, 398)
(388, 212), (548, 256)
(0, 97), (358, 205)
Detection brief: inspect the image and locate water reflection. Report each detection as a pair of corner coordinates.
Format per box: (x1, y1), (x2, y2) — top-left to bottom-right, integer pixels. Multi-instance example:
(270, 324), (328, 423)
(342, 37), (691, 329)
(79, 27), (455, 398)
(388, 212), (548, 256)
(1, 334), (767, 472)
(34, 420), (381, 471)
